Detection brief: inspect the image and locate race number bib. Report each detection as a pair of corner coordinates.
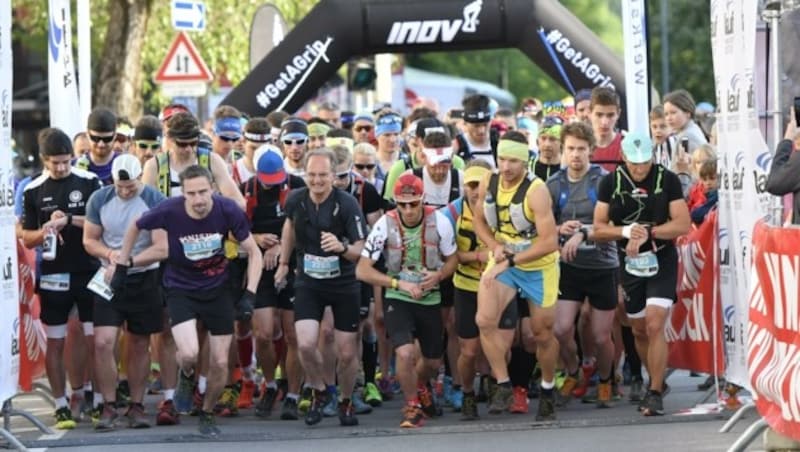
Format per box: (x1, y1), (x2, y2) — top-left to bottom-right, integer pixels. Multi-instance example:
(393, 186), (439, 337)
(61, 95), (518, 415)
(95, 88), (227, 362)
(87, 267), (114, 302)
(303, 254), (341, 279)
(40, 273), (70, 292)
(625, 251), (659, 278)
(505, 240), (531, 254)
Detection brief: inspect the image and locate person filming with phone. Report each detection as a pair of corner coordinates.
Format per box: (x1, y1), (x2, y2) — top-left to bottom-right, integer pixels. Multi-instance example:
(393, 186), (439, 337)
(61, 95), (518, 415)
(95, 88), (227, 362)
(765, 105), (800, 225)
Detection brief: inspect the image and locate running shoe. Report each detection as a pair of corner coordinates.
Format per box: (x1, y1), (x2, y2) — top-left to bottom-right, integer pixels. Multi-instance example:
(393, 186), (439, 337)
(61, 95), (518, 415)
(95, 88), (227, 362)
(116, 380), (131, 407)
(442, 376), (454, 407)
(338, 399), (359, 426)
(557, 369), (582, 407)
(280, 397), (299, 420)
(125, 402), (150, 428)
(581, 386), (598, 404)
(322, 388), (338, 417)
(298, 387), (313, 415)
(596, 381), (613, 409)
(69, 393), (85, 422)
(400, 404), (425, 428)
(641, 390), (664, 416)
(351, 392), (373, 415)
(94, 403), (118, 431)
(363, 382), (382, 407)
(215, 386), (239, 417)
(174, 371), (195, 414)
(418, 385), (438, 418)
(628, 376), (644, 403)
(305, 389), (327, 426)
(54, 406), (77, 430)
(449, 387), (463, 412)
(190, 387), (204, 416)
(198, 410), (220, 437)
(510, 386), (529, 414)
(488, 384), (513, 414)
(256, 387), (277, 418)
(487, 379), (498, 407)
(238, 380), (256, 409)
(156, 399), (179, 426)
(572, 362), (595, 398)
(535, 390), (556, 422)
(461, 392), (479, 421)
(376, 377), (394, 401)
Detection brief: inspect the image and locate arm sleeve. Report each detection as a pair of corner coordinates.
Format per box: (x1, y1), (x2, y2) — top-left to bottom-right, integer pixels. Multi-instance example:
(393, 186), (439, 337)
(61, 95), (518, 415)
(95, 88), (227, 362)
(362, 182), (382, 215)
(361, 216), (388, 261)
(765, 139), (800, 195)
(382, 161), (404, 201)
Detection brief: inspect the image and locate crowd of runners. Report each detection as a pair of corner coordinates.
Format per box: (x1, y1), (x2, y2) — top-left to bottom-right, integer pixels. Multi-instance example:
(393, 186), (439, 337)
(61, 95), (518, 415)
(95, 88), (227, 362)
(19, 85), (725, 437)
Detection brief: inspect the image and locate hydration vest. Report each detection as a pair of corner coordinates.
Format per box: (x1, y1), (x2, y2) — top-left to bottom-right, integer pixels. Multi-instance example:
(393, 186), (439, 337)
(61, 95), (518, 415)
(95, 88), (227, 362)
(553, 165), (604, 223)
(156, 147), (211, 197)
(412, 167), (461, 206)
(455, 129), (499, 163)
(242, 177), (291, 221)
(384, 206), (443, 274)
(483, 172), (538, 238)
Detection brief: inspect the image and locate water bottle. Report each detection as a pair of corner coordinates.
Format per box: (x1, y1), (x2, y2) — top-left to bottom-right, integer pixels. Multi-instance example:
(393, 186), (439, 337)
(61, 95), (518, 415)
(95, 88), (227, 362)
(42, 229), (57, 261)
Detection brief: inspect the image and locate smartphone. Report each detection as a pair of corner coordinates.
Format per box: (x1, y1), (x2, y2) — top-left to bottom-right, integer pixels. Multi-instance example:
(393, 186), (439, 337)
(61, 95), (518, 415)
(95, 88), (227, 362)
(680, 136), (690, 154)
(794, 96), (800, 126)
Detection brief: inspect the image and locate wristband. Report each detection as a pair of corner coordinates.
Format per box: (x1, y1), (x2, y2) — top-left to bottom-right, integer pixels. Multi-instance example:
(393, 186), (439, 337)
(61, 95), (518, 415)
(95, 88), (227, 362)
(621, 224), (635, 239)
(336, 242), (348, 256)
(391, 278), (399, 290)
(579, 229), (588, 242)
(66, 213), (73, 225)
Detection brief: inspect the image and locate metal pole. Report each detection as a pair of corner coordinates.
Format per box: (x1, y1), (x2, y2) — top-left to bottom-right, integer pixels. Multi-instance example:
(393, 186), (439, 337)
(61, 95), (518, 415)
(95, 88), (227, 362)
(763, 3), (787, 225)
(660, 0), (669, 94)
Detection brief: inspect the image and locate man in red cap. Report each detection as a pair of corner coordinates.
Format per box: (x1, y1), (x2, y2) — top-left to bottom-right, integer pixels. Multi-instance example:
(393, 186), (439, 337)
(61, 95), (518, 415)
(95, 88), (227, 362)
(356, 173), (458, 428)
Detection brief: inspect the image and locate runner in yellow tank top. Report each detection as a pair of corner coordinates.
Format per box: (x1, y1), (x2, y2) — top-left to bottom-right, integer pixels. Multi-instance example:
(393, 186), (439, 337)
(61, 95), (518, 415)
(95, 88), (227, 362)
(472, 134), (561, 422)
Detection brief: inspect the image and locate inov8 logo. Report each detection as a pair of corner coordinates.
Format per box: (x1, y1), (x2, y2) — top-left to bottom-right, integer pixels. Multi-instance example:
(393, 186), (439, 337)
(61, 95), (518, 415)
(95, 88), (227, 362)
(386, 0), (483, 45)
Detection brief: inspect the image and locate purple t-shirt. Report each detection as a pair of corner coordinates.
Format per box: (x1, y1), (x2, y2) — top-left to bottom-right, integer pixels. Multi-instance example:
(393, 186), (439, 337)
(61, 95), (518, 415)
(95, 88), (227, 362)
(136, 195), (250, 290)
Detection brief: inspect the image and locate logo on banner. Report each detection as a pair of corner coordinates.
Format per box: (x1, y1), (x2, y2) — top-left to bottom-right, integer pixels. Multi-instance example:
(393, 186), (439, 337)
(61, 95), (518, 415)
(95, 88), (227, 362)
(48, 14), (63, 63)
(385, 0), (483, 45)
(727, 74), (741, 113)
(754, 151), (772, 194)
(540, 28), (615, 89)
(255, 37), (333, 110)
(719, 227), (730, 266)
(1, 89), (9, 129)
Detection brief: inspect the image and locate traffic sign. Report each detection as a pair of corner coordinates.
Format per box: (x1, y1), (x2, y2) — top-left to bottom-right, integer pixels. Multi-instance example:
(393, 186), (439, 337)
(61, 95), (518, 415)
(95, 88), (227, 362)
(154, 32), (213, 84)
(172, 0), (206, 31)
(160, 82), (208, 98)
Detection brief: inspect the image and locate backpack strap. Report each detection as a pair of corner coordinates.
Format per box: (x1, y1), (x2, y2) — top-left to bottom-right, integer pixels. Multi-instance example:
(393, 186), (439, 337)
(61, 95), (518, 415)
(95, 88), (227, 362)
(448, 168), (461, 202)
(156, 152), (170, 197)
(455, 134), (471, 161)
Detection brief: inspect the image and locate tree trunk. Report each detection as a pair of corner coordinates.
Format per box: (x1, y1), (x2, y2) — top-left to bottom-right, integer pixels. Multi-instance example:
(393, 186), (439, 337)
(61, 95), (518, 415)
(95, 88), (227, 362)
(94, 0), (153, 121)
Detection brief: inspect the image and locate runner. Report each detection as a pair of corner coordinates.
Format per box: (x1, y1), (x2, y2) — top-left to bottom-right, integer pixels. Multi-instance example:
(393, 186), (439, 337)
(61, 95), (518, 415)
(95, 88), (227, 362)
(356, 173), (458, 428)
(112, 165), (263, 436)
(592, 132), (691, 416)
(75, 107), (120, 185)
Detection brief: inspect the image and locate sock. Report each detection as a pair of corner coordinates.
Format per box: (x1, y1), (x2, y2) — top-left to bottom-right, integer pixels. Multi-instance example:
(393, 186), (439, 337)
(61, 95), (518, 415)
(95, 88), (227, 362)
(286, 393), (299, 401)
(497, 380), (512, 388)
(621, 326), (642, 379)
(540, 379), (555, 390)
(94, 392), (104, 405)
(237, 333), (254, 369)
(361, 337), (378, 384)
(198, 375), (207, 394)
(163, 389), (175, 401)
(266, 381), (278, 390)
(70, 387), (83, 399)
(508, 346), (535, 388)
(83, 382), (92, 392)
(55, 396), (68, 409)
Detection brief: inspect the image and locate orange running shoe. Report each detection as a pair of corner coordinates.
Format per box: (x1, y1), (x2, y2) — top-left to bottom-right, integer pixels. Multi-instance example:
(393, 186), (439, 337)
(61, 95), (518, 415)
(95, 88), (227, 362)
(509, 386), (529, 414)
(237, 380), (256, 409)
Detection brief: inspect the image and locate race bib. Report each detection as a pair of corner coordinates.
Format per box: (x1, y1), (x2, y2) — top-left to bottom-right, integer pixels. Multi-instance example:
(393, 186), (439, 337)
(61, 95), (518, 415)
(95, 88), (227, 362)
(40, 273), (70, 292)
(397, 269), (424, 284)
(87, 267), (113, 302)
(625, 251), (659, 278)
(303, 254), (340, 279)
(505, 240), (531, 254)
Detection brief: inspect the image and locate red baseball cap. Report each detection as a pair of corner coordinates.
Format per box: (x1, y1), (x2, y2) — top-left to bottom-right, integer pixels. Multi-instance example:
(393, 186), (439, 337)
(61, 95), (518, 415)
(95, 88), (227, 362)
(393, 173), (424, 200)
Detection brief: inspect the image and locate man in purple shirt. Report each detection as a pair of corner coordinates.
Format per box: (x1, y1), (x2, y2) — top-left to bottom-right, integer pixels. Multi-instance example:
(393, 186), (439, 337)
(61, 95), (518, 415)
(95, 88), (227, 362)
(112, 165), (262, 437)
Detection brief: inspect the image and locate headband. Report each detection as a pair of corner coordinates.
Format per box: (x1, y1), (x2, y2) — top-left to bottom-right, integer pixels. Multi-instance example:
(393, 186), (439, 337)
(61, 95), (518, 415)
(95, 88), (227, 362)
(497, 139), (529, 162)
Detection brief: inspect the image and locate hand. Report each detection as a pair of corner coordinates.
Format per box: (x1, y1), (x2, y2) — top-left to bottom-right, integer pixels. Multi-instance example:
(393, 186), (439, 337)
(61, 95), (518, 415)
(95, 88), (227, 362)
(420, 269), (441, 292)
(236, 290), (255, 321)
(492, 244), (506, 263)
(42, 218), (67, 233)
(624, 223), (649, 241)
(481, 260), (508, 289)
(320, 231), (345, 254)
(109, 263), (129, 292)
(785, 108), (798, 141)
(398, 280), (423, 300)
(103, 263), (116, 284)
(625, 237), (645, 258)
(560, 220), (582, 236)
(253, 233), (280, 249)
(263, 244), (281, 271)
(674, 148), (691, 174)
(561, 233), (582, 262)
(106, 250), (120, 264)
(274, 263), (289, 290)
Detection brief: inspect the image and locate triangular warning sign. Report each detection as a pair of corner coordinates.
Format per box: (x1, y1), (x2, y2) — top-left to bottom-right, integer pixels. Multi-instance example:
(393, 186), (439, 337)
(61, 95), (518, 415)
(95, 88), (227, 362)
(154, 32), (213, 83)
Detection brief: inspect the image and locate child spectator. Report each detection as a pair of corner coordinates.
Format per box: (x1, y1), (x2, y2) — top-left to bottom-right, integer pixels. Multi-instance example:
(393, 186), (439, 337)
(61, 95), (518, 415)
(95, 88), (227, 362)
(690, 159), (718, 224)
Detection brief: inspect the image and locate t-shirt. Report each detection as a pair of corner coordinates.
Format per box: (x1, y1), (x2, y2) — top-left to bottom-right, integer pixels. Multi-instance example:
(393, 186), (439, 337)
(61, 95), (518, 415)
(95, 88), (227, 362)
(361, 210), (456, 305)
(591, 132), (624, 173)
(75, 153), (119, 185)
(596, 164), (684, 254)
(382, 152), (466, 202)
(440, 198), (486, 293)
(135, 195), (251, 290)
(417, 167), (463, 208)
(546, 168), (618, 269)
(241, 174), (305, 237)
(531, 159), (562, 182)
(22, 169), (103, 275)
(344, 175), (381, 218)
(285, 188), (367, 292)
(85, 184), (166, 273)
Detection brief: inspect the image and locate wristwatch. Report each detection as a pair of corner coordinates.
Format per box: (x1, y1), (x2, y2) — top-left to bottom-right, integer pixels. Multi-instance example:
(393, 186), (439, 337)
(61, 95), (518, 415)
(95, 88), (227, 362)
(507, 253), (516, 267)
(336, 238), (350, 256)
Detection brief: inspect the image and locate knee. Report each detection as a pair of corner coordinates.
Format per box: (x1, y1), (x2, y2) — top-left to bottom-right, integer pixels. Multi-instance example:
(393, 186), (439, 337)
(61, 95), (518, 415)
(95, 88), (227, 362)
(395, 346), (415, 364)
(321, 327), (335, 345)
(531, 322), (554, 344)
(283, 328), (298, 348)
(296, 337), (317, 356)
(337, 344), (358, 365)
(645, 317), (665, 339)
(460, 342), (479, 361)
(631, 322), (647, 341)
(474, 311), (495, 331)
(253, 325), (273, 344)
(94, 335), (115, 356)
(553, 321), (573, 343)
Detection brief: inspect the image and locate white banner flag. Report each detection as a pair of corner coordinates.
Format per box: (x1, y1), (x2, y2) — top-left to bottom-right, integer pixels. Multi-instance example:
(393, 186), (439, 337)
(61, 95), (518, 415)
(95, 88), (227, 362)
(48, 0), (82, 138)
(711, 0), (774, 390)
(0, 0), (20, 403)
(621, 0), (649, 134)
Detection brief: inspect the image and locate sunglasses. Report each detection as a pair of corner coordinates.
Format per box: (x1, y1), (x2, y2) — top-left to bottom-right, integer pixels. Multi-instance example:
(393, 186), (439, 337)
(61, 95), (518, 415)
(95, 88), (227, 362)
(136, 141), (161, 150)
(283, 138), (307, 146)
(396, 200), (421, 209)
(354, 163), (376, 170)
(542, 116), (565, 128)
(174, 139), (199, 148)
(115, 134), (130, 143)
(89, 133), (115, 144)
(335, 170), (351, 180)
(218, 135), (240, 143)
(354, 125), (373, 132)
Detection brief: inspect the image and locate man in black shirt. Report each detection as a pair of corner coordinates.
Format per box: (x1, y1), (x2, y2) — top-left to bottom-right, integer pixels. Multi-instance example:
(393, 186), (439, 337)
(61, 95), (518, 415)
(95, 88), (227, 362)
(21, 128), (103, 429)
(274, 148), (367, 427)
(242, 150), (305, 420)
(593, 132), (690, 417)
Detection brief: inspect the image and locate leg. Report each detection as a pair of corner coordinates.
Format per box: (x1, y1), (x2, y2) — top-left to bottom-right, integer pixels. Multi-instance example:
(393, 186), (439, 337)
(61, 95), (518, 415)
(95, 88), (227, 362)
(590, 307), (616, 381)
(475, 278), (517, 383)
(281, 310), (302, 395)
(159, 311), (179, 397)
(295, 320), (324, 390)
(319, 307), (337, 387)
(171, 320), (200, 374)
(203, 334), (233, 412)
(126, 333), (151, 404)
(253, 308), (277, 385)
(334, 330), (359, 399)
(553, 300), (582, 375)
(644, 304), (670, 392)
(93, 326), (120, 403)
(529, 304), (558, 385)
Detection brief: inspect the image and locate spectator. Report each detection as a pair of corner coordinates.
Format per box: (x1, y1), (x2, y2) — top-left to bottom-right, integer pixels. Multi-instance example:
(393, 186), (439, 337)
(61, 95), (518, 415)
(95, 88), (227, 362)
(663, 89), (708, 154)
(766, 112), (800, 225)
(686, 144), (717, 209)
(690, 160), (719, 225)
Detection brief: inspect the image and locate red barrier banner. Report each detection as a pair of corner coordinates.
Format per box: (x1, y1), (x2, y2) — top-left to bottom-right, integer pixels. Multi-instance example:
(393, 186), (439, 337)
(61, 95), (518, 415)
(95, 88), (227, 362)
(17, 241), (47, 392)
(667, 211), (725, 374)
(748, 220), (800, 442)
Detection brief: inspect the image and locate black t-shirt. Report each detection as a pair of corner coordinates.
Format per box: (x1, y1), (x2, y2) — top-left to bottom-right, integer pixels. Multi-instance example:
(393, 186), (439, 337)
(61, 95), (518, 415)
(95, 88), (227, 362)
(22, 169), (103, 274)
(240, 174), (306, 238)
(284, 187), (368, 292)
(344, 175), (381, 217)
(597, 164), (684, 253)
(533, 161), (562, 182)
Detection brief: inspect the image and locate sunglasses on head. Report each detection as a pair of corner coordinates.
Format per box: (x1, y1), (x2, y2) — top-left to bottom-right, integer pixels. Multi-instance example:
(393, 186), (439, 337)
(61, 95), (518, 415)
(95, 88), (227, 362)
(136, 141), (161, 150)
(542, 116), (564, 128)
(283, 138), (307, 146)
(354, 163), (376, 170)
(89, 133), (115, 144)
(354, 125), (373, 132)
(396, 200), (421, 209)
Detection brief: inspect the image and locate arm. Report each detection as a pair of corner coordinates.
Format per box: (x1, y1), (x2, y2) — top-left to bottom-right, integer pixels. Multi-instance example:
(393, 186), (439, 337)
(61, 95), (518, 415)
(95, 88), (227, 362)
(367, 210), (382, 227)
(210, 153), (246, 210)
(131, 229), (169, 266)
(83, 220), (115, 261)
(273, 218), (295, 285)
(239, 235), (264, 293)
(142, 158), (158, 189)
(471, 176), (504, 259)
(651, 198), (691, 240)
(381, 161), (403, 202)
(765, 139), (800, 195)
(356, 257), (393, 288)
(592, 201), (625, 242)
(511, 184), (559, 265)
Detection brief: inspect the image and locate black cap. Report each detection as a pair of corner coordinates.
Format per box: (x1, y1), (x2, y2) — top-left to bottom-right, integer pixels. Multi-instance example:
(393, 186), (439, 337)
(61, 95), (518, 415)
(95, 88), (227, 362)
(415, 118), (449, 139)
(133, 123), (162, 141)
(87, 107), (117, 132)
(280, 118), (308, 140)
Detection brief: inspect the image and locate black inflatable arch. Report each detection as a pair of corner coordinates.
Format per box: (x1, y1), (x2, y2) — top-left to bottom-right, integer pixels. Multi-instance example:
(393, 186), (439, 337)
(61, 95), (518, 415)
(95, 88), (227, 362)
(223, 0), (628, 119)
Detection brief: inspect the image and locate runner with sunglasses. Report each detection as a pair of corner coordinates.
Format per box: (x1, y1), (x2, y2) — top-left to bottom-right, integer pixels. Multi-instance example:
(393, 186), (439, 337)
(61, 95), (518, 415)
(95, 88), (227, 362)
(530, 116), (564, 181)
(132, 116), (162, 166)
(75, 107), (121, 185)
(592, 132), (690, 416)
(212, 106), (244, 165)
(356, 173), (458, 428)
(352, 113), (374, 145)
(280, 117), (309, 177)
